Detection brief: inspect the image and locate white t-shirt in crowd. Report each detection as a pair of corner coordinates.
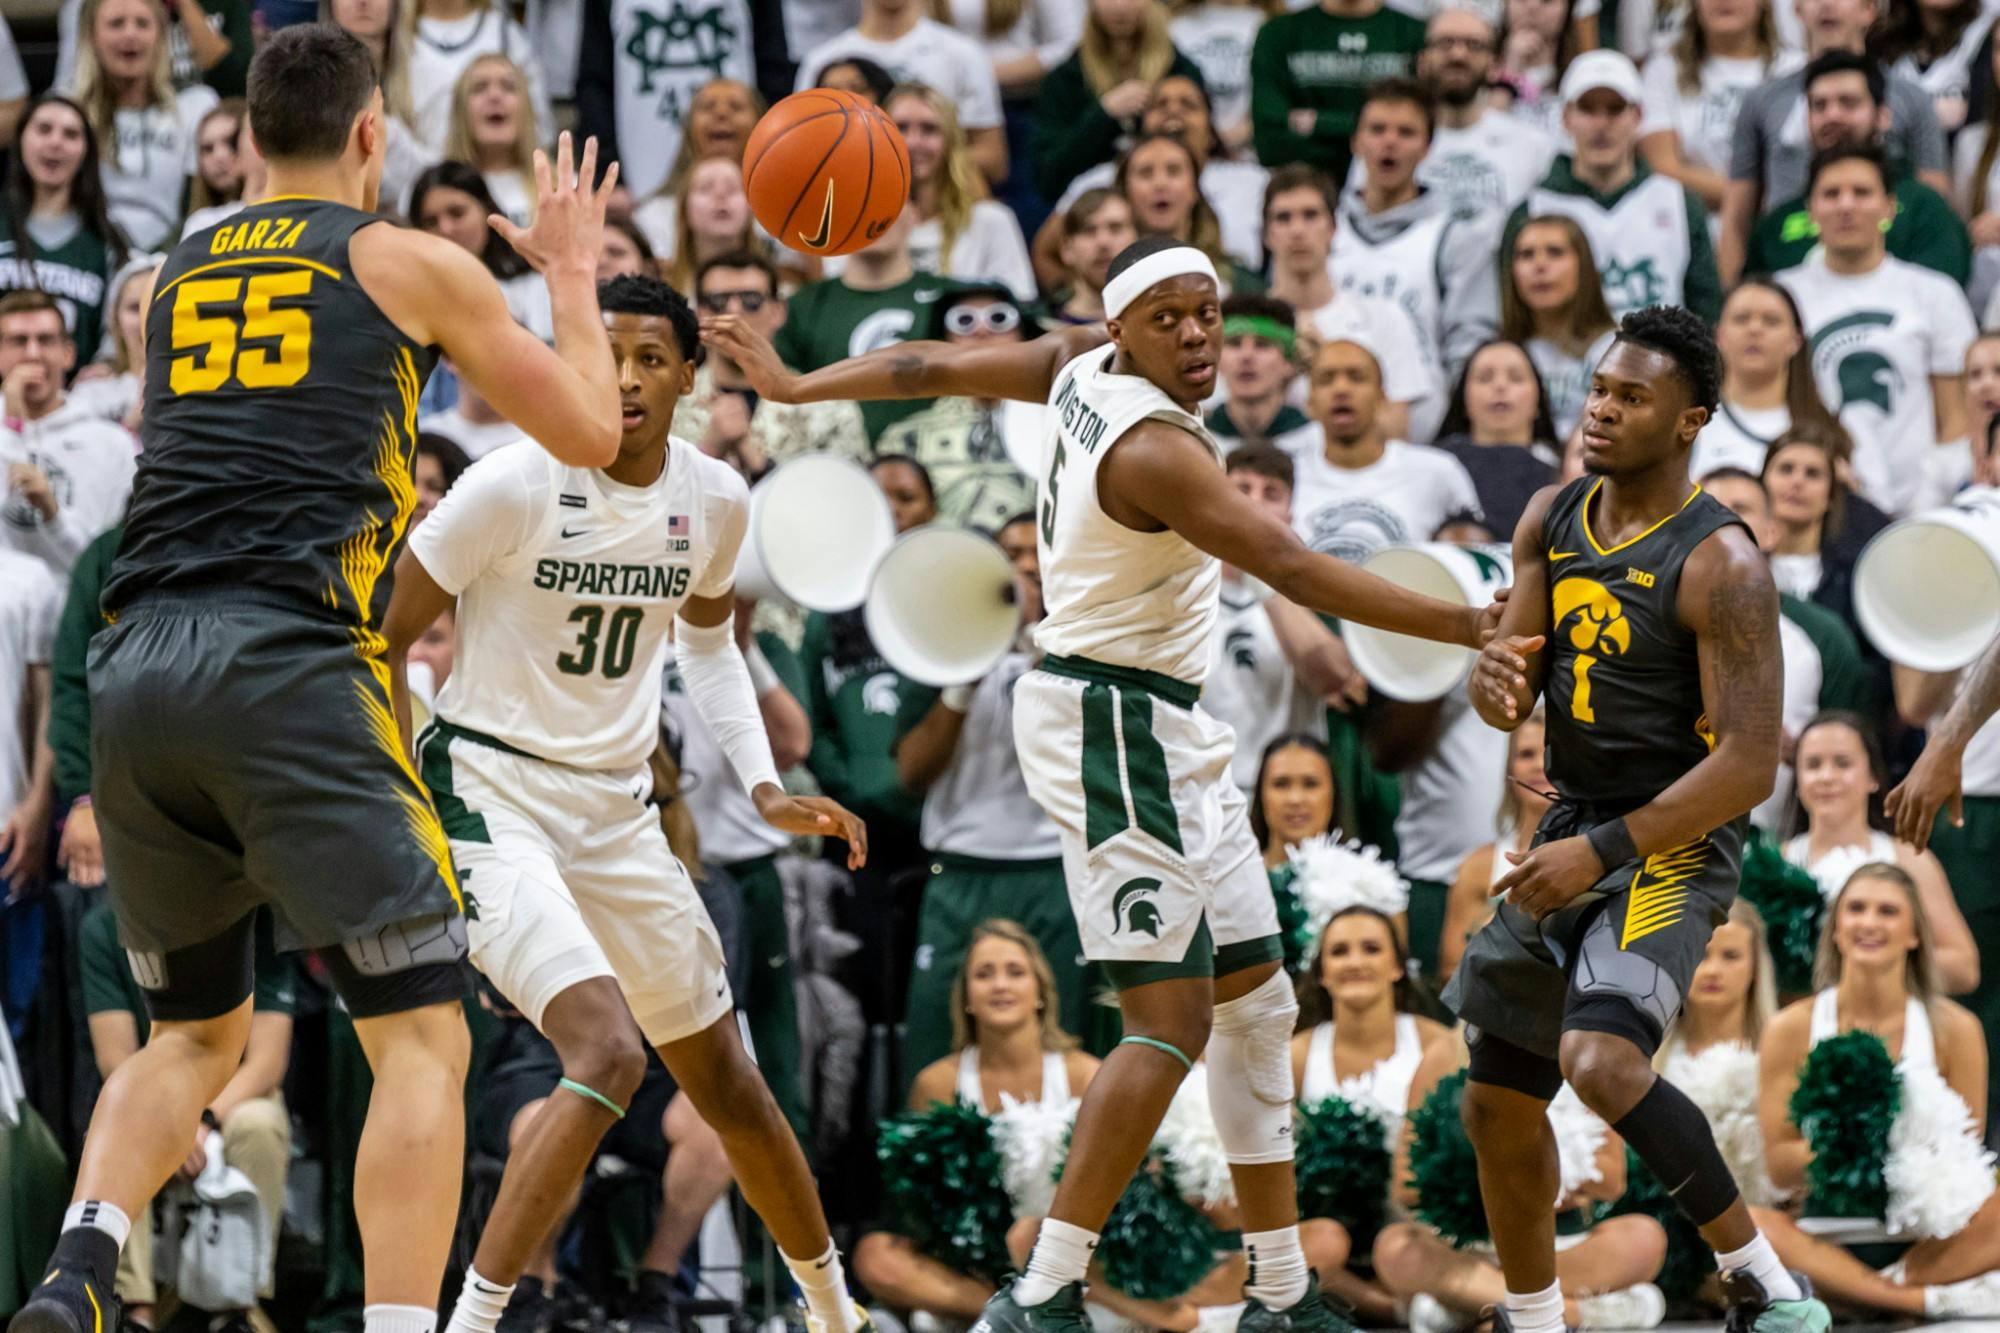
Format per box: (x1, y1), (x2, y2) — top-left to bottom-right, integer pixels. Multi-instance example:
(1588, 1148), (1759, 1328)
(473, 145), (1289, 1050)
(0, 550), (59, 815)
(0, 401), (136, 578)
(1754, 611), (1823, 832)
(408, 7), (555, 155)
(0, 19), (27, 103)
(1170, 5), (1266, 137)
(97, 85), (217, 253)
(1689, 400), (1789, 481)
(661, 648), (789, 864)
(1641, 52), (1797, 191)
(1289, 439), (1483, 564)
(783, 0), (861, 62)
(1304, 293), (1440, 438)
(1890, 12), (1996, 135)
(180, 199), (243, 241)
(794, 18), (1004, 131)
(485, 170), (533, 229)
(823, 201), (1037, 300)
(1204, 577), (1327, 793)
(1055, 157), (1271, 269)
(1410, 112), (1558, 220)
(503, 270), (554, 343)
(916, 649), (1063, 861)
(1781, 252), (1977, 516)
(935, 0), (1083, 78)
(1397, 688), (1507, 883)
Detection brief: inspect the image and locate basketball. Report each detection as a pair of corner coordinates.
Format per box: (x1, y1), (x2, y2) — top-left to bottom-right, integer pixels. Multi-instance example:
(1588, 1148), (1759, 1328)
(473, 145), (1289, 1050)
(743, 89), (912, 258)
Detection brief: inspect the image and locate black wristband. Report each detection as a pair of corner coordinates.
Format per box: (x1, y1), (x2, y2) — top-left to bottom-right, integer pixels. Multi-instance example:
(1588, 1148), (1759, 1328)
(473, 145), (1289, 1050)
(1586, 817), (1639, 871)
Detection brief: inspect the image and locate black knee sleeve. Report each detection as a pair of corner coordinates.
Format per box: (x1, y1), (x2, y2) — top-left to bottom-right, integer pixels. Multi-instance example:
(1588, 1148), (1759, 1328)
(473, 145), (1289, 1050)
(1612, 1076), (1741, 1227)
(1465, 1025), (1564, 1101)
(130, 911), (258, 1022)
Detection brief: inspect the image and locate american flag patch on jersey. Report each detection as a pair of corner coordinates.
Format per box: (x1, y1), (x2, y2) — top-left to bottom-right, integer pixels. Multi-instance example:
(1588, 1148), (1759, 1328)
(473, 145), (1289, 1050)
(668, 515), (688, 535)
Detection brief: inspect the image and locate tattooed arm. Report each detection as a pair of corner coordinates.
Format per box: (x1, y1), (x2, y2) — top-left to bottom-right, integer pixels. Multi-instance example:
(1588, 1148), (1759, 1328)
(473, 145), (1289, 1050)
(700, 315), (1106, 407)
(1885, 634), (2000, 843)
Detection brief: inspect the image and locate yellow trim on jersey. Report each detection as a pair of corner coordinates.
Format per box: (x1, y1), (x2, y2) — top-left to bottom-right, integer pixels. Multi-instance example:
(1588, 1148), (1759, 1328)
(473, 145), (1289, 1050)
(1620, 837), (1710, 948)
(349, 655), (460, 906)
(255, 193), (336, 204)
(154, 256), (343, 301)
(1581, 479), (1703, 557)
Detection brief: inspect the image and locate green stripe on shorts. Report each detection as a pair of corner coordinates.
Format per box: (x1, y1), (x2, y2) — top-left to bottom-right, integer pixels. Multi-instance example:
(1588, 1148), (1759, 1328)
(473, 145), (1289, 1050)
(416, 724), (491, 844)
(1119, 691), (1183, 854)
(1082, 682), (1126, 851)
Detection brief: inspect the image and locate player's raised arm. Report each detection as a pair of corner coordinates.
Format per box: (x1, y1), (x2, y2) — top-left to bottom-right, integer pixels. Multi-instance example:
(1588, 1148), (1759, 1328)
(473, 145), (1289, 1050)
(1100, 419), (1492, 649)
(355, 133), (621, 467)
(701, 312), (1105, 406)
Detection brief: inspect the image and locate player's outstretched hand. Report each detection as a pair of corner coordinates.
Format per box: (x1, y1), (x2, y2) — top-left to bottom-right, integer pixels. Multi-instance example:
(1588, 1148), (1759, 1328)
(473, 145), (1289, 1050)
(1476, 588), (1510, 646)
(1885, 740), (1965, 847)
(1469, 633), (1543, 723)
(700, 314), (799, 402)
(490, 132), (618, 279)
(1495, 835), (1604, 921)
(753, 786), (869, 870)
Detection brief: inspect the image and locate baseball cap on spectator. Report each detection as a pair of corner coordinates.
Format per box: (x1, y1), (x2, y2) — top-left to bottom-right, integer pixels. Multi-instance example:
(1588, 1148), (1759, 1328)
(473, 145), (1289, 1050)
(1559, 50), (1643, 107)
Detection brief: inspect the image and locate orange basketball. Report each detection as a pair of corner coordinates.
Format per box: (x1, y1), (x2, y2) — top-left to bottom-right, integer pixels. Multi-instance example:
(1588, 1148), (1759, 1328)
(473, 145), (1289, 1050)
(743, 89), (912, 258)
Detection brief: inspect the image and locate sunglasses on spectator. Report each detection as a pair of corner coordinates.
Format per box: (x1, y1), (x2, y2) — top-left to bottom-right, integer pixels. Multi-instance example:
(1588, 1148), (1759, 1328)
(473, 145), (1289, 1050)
(945, 304), (1022, 335)
(699, 290), (770, 314)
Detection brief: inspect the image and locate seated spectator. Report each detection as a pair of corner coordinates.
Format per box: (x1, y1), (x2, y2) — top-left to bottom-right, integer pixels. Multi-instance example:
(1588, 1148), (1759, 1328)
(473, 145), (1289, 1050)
(1048, 188), (1138, 325)
(1491, 0), (1591, 139)
(1718, 0), (1948, 283)
(69, 254), (160, 430)
(79, 901), (295, 1331)
(1209, 295), (1319, 454)
(629, 77), (764, 263)
(405, 0), (552, 156)
(1744, 52), (1969, 284)
(1878, 0), (1991, 134)
(795, 0), (1007, 184)
(1252, 733), (1341, 867)
(0, 292), (135, 578)
(1505, 51), (1724, 325)
(1250, 0), (1425, 183)
(1432, 340), (1561, 536)
(411, 431), (469, 529)
(1782, 711), (1978, 992)
(57, 0), (252, 100)
(68, 0), (220, 252)
(1639, 0), (1797, 221)
(442, 53), (542, 227)
(1751, 862), (2000, 1318)
(1289, 905), (1451, 1320)
(184, 98), (244, 227)
(1034, 0), (1204, 203)
(1777, 144), (1976, 517)
(1167, 0), (1272, 151)
(1757, 426), (1890, 630)
(672, 250), (869, 478)
(872, 287), (1037, 529)
(320, 0), (435, 210)
(813, 54), (897, 104)
(938, 0), (1085, 112)
(1115, 131), (1258, 291)
(658, 158), (762, 296)
(857, 922), (1100, 1321)
(1438, 707), (1548, 981)
(597, 216), (658, 283)
(1406, 4), (1558, 220)
(1925, 331), (2000, 500)
(409, 161), (551, 341)
(1691, 278), (1847, 481)
(1205, 448), (1349, 791)
(180, 92), (259, 236)
(1500, 214), (1617, 441)
(1, 94), (124, 365)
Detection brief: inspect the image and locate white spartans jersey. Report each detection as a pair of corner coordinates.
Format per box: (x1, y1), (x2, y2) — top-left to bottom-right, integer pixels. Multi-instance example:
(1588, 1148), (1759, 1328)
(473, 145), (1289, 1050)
(411, 438), (747, 771)
(1779, 253), (1978, 517)
(1203, 578), (1325, 792)
(1526, 172), (1696, 321)
(1331, 205), (1453, 383)
(1033, 348), (1221, 686)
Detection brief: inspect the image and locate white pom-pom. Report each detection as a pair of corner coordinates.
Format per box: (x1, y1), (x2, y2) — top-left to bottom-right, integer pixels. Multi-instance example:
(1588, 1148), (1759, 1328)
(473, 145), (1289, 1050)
(991, 1093), (1078, 1219)
(1155, 1070), (1238, 1210)
(1662, 1042), (1779, 1208)
(1548, 1085), (1609, 1198)
(1287, 832), (1410, 942)
(1803, 845), (1876, 905)
(1884, 1061), (1996, 1240)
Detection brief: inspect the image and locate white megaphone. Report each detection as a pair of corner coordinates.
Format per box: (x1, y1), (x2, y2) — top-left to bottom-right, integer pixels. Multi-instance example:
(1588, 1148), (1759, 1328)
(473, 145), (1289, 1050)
(865, 524), (1023, 687)
(1343, 543), (1513, 702)
(1854, 490), (2000, 671)
(733, 454), (895, 612)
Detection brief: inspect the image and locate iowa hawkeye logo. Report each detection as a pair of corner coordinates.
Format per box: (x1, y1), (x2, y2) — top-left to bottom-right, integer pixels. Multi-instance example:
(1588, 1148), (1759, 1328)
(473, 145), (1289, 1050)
(1113, 877), (1163, 938)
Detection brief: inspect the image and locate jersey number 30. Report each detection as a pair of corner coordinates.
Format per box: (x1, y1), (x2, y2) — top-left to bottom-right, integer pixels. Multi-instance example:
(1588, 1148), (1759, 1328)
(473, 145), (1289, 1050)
(558, 605), (646, 678)
(169, 272), (315, 394)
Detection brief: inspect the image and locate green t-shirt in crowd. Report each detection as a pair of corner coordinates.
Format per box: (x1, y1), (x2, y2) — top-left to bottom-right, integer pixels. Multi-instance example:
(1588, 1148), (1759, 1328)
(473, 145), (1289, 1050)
(1780, 592), (1872, 714)
(771, 271), (966, 445)
(1250, 3), (1426, 181)
(79, 902), (298, 1046)
(1747, 176), (1971, 287)
(798, 610), (927, 836)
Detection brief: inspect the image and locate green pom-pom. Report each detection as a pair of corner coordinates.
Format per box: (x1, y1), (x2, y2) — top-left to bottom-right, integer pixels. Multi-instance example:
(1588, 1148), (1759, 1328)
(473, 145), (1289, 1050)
(1295, 1096), (1393, 1243)
(877, 1102), (1016, 1281)
(1736, 836), (1823, 996)
(1790, 1029), (1899, 1219)
(1270, 864), (1313, 975)
(1096, 1153), (1223, 1300)
(1407, 1068), (1490, 1247)
(1608, 1147), (1714, 1302)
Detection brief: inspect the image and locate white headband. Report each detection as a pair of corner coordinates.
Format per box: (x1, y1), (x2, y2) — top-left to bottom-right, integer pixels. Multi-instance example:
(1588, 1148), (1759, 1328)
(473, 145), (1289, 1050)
(1102, 246), (1220, 320)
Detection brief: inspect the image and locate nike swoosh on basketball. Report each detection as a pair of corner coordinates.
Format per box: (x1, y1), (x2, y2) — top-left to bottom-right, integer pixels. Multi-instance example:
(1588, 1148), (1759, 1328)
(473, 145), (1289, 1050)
(799, 180), (836, 249)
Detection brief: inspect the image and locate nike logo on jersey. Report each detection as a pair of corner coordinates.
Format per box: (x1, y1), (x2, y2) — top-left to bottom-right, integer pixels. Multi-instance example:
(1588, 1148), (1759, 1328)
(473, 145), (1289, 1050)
(561, 526), (591, 539)
(1549, 549), (1579, 562)
(800, 180), (836, 249)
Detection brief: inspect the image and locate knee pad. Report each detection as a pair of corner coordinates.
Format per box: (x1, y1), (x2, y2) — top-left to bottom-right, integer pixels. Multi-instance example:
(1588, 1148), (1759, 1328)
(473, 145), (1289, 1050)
(1207, 970), (1299, 1164)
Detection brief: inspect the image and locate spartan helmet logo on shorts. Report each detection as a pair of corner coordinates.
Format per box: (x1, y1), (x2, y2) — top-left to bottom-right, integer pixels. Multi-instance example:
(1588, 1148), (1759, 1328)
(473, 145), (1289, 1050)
(1113, 877), (1164, 938)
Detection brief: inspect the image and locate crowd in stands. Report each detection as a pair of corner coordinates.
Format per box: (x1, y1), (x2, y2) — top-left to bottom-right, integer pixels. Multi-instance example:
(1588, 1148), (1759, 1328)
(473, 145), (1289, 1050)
(7, 0), (2000, 1329)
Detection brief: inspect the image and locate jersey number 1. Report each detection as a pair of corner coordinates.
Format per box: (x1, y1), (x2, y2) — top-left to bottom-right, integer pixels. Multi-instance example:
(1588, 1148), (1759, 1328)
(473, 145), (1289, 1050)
(169, 272), (315, 394)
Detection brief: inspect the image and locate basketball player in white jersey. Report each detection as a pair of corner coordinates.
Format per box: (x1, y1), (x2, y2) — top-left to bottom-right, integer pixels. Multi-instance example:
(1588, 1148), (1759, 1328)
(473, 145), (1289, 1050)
(379, 275), (874, 1333)
(705, 235), (1499, 1333)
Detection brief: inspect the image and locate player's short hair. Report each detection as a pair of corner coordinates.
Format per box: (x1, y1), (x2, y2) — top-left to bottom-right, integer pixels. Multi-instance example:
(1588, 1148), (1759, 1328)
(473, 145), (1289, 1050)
(1225, 443), (1294, 489)
(1612, 305), (1722, 415)
(1806, 140), (1891, 195)
(695, 249), (780, 297)
(599, 274), (700, 364)
(1802, 49), (1885, 108)
(246, 23), (380, 162)
(1359, 76), (1436, 138)
(0, 290), (66, 334)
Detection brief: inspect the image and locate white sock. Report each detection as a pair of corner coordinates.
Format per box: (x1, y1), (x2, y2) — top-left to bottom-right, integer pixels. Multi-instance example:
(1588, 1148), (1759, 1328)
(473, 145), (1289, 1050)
(1504, 1280), (1566, 1333)
(364, 1305), (438, 1333)
(783, 1244), (862, 1333)
(1714, 1232), (1803, 1303)
(443, 1268), (514, 1333)
(61, 1201), (132, 1252)
(1242, 1225), (1310, 1310)
(1012, 1219), (1098, 1307)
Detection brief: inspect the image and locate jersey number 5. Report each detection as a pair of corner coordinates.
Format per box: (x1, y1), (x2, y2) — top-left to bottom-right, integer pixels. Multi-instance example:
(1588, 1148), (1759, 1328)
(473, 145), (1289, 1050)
(169, 271), (315, 394)
(1039, 439), (1067, 546)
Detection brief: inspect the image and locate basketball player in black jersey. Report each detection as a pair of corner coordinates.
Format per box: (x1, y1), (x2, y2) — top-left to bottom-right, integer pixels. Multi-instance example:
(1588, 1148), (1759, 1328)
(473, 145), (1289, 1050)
(1445, 306), (1831, 1333)
(12, 26), (623, 1333)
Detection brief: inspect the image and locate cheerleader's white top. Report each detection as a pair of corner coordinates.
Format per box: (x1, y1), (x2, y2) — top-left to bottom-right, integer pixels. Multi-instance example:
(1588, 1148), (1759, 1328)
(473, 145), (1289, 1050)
(956, 1046), (1072, 1111)
(1809, 987), (1937, 1072)
(1300, 1015), (1426, 1120)
(1784, 830), (1897, 900)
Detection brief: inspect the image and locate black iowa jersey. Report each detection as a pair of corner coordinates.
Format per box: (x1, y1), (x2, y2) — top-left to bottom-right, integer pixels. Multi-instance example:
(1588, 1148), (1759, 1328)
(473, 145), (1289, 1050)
(106, 197), (440, 632)
(1540, 476), (1745, 809)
